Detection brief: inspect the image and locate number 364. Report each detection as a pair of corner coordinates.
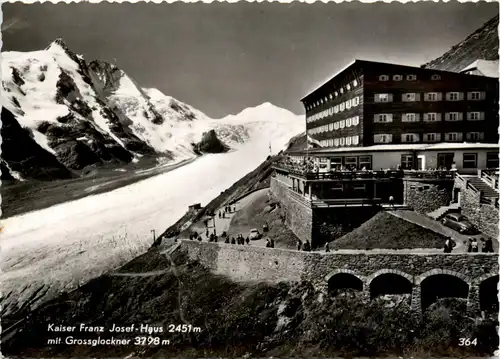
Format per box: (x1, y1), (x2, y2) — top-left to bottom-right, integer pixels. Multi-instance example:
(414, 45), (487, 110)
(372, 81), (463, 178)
(459, 338), (477, 346)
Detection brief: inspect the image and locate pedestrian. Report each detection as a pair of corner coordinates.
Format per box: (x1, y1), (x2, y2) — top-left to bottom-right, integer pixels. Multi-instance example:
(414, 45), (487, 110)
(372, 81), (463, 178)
(231, 237), (236, 245)
(303, 240), (311, 252)
(218, 211), (221, 219)
(467, 238), (473, 252)
(389, 195), (395, 209)
(297, 240), (302, 251)
(270, 238), (275, 248)
(266, 239), (271, 248)
(233, 205), (236, 212)
(205, 228), (209, 238)
(484, 238), (494, 253)
(471, 238), (479, 253)
(444, 238), (453, 253)
(325, 242), (330, 253)
(245, 237), (249, 245)
(214, 235), (218, 243)
(198, 235), (202, 242)
(225, 237), (230, 244)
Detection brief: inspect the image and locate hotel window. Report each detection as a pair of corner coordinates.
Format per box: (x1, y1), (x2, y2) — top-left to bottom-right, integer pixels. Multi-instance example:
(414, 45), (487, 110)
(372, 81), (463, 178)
(375, 93), (392, 103)
(353, 116), (360, 125)
(353, 79), (358, 87)
(334, 138), (340, 147)
(346, 99), (352, 109)
(393, 74), (402, 81)
(346, 118), (352, 127)
(487, 152), (499, 168)
(324, 96), (328, 103)
(334, 122), (339, 130)
(402, 113), (419, 122)
(406, 74), (417, 81)
(352, 135), (359, 145)
(402, 133), (419, 143)
(446, 92), (462, 101)
(402, 93), (419, 102)
(329, 123), (334, 131)
(374, 114), (393, 123)
(334, 105), (339, 113)
(467, 91), (485, 101)
(340, 103), (345, 111)
(379, 75), (389, 81)
(374, 134), (392, 143)
(340, 137), (345, 146)
(345, 156), (358, 168)
(424, 113), (440, 122)
(424, 92), (441, 101)
(401, 155), (414, 170)
(346, 137), (352, 145)
(445, 112), (462, 121)
(445, 132), (462, 142)
(463, 153), (477, 169)
(329, 94), (333, 100)
(340, 88), (344, 94)
(339, 120), (346, 129)
(359, 156), (372, 170)
(346, 83), (351, 90)
(466, 132), (484, 141)
(320, 99), (324, 104)
(431, 74), (441, 80)
(467, 112), (483, 121)
(352, 96), (360, 106)
(335, 91), (338, 97)
(329, 139), (334, 147)
(424, 133), (441, 142)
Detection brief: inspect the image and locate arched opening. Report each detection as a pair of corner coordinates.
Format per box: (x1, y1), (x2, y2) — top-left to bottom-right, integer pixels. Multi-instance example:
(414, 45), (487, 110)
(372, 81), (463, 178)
(479, 275), (499, 312)
(327, 273), (363, 296)
(370, 273), (412, 299)
(421, 274), (469, 310)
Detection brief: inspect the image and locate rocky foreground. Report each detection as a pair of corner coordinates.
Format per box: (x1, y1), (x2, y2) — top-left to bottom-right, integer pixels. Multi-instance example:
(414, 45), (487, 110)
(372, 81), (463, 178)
(3, 246), (498, 358)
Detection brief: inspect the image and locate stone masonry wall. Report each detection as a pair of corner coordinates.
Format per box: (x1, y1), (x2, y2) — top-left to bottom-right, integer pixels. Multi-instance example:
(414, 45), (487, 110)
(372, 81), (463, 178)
(180, 240), (498, 287)
(454, 178), (500, 239)
(404, 180), (453, 214)
(270, 177), (312, 243)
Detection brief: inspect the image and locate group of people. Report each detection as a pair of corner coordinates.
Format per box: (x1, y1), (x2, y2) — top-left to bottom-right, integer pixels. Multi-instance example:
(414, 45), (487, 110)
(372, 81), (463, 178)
(265, 238), (275, 248)
(466, 237), (494, 253)
(219, 205), (236, 219)
(443, 236), (494, 253)
(296, 239), (312, 252)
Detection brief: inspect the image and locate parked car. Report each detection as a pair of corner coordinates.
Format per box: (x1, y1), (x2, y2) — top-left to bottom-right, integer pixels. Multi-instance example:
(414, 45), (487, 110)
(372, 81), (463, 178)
(249, 228), (262, 240)
(442, 213), (477, 234)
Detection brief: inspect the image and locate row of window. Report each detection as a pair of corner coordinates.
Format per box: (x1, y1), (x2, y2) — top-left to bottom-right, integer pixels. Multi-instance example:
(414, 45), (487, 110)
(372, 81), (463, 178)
(319, 136), (360, 147)
(309, 116), (360, 134)
(378, 74), (440, 82)
(304, 79), (360, 110)
(306, 96), (361, 123)
(374, 91), (485, 103)
(374, 132), (485, 144)
(403, 153), (498, 170)
(374, 112), (484, 123)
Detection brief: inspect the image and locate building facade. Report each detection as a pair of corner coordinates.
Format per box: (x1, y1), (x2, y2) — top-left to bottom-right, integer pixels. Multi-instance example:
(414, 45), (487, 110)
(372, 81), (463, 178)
(302, 60), (499, 148)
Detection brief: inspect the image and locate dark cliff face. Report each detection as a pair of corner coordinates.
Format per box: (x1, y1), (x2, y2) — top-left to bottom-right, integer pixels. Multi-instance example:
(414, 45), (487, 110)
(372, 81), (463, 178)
(422, 15), (499, 72)
(193, 129), (230, 154)
(0, 107), (74, 180)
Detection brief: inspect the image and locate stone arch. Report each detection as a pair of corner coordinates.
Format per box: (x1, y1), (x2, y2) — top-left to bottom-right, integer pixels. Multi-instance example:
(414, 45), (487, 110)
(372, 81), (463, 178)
(367, 269), (414, 299)
(415, 269), (469, 285)
(475, 274), (499, 312)
(325, 269), (365, 295)
(418, 269), (470, 311)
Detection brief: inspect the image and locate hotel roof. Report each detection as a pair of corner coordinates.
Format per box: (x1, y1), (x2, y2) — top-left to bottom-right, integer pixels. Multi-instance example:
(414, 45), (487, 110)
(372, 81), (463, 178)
(300, 58), (496, 102)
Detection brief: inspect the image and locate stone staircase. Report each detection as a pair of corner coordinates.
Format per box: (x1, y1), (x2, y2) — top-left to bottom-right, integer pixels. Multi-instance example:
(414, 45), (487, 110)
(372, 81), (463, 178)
(463, 175), (499, 199)
(427, 202), (461, 221)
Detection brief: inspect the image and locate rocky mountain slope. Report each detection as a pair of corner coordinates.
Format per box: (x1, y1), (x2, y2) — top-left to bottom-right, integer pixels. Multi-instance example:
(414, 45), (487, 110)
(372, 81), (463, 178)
(1, 39), (303, 181)
(422, 15), (499, 72)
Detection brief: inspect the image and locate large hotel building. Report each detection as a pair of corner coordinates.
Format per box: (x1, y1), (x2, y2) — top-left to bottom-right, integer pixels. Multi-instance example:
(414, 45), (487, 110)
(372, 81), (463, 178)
(298, 59), (498, 171)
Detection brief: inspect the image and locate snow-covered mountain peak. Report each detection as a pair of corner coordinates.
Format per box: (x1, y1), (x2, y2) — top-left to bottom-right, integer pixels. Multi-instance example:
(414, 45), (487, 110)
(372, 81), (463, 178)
(220, 101), (301, 124)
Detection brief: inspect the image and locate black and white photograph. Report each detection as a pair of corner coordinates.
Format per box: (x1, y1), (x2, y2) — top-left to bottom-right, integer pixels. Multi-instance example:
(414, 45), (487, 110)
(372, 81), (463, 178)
(1, 1), (499, 358)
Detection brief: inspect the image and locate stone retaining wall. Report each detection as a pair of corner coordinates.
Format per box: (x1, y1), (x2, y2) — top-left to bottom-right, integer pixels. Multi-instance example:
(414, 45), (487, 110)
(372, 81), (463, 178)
(404, 180), (453, 214)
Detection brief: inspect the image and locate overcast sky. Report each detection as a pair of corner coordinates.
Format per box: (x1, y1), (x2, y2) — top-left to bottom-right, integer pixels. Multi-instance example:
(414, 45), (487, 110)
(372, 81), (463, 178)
(2, 2), (498, 117)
